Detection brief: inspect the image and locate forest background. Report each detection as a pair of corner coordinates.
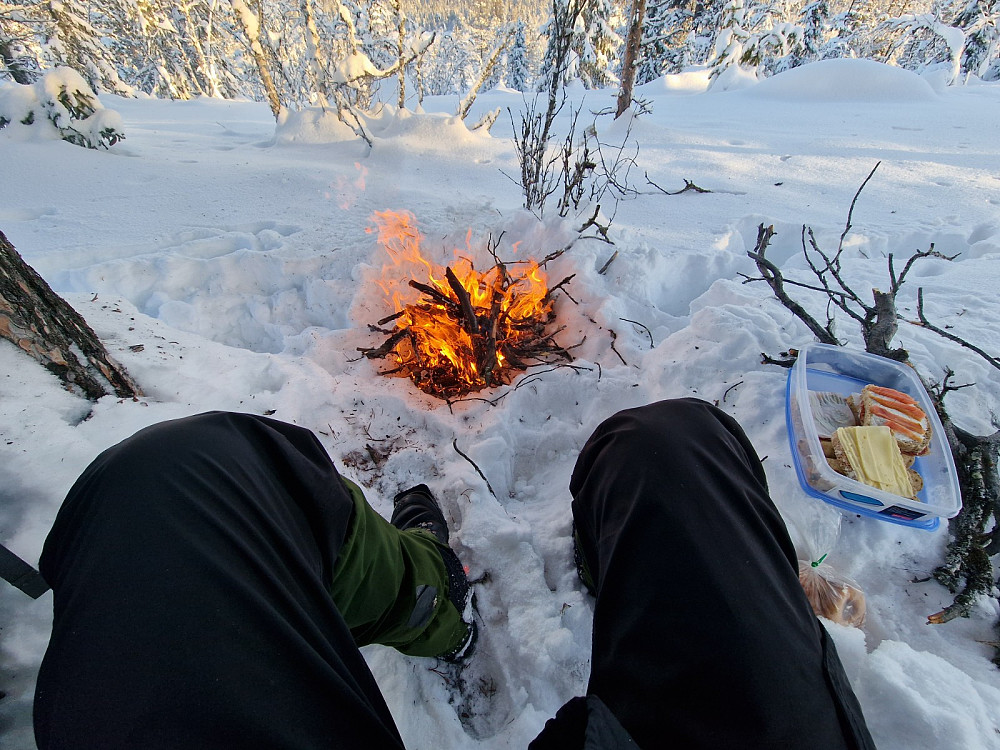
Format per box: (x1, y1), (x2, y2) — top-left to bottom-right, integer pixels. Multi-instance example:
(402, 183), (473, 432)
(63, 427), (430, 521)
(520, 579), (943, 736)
(2, 0), (999, 126)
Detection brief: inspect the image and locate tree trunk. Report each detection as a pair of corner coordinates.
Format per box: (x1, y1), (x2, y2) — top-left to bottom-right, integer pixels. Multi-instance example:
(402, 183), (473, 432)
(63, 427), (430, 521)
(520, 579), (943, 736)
(616, 0), (646, 118)
(229, 0), (283, 119)
(0, 229), (141, 401)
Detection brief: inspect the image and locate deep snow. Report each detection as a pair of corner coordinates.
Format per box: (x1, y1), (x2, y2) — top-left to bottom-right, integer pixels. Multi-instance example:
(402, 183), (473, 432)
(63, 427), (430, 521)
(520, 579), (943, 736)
(2, 59), (1000, 748)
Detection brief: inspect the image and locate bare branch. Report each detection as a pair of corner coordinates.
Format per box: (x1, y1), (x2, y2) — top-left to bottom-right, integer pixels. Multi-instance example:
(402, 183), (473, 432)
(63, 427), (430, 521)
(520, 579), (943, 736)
(917, 288), (1000, 372)
(453, 439), (496, 498)
(837, 161), (881, 257)
(645, 173), (713, 195)
(746, 224), (839, 345)
(598, 250), (618, 274)
(620, 317), (654, 349)
(890, 244), (959, 293)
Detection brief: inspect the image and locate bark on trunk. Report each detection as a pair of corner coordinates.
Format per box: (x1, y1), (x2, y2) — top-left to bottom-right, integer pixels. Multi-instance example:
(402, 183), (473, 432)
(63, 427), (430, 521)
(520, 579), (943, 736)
(616, 0), (646, 119)
(229, 0), (283, 119)
(0, 229), (141, 401)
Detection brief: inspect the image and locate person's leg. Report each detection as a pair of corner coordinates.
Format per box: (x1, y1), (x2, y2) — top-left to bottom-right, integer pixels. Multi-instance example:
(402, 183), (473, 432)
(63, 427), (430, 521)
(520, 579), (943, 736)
(571, 398), (875, 750)
(34, 411), (464, 749)
(333, 479), (472, 658)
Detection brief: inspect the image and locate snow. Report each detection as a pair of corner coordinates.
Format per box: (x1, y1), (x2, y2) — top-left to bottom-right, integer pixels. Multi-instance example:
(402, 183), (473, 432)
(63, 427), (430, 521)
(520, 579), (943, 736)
(748, 58), (939, 101)
(333, 51), (383, 84)
(3, 58), (1000, 749)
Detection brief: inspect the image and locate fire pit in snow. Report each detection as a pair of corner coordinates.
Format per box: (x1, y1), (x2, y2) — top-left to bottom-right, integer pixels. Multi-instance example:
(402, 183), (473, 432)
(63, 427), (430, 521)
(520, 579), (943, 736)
(359, 210), (575, 400)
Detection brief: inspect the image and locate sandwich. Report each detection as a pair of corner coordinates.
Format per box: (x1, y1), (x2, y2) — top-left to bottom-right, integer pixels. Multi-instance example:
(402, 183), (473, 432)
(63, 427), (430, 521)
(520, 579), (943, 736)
(830, 425), (916, 499)
(848, 384), (931, 456)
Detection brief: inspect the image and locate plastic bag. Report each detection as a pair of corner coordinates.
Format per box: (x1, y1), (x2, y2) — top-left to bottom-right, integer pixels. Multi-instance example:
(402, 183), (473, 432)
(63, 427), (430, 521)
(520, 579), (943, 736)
(788, 505), (867, 628)
(798, 558), (867, 627)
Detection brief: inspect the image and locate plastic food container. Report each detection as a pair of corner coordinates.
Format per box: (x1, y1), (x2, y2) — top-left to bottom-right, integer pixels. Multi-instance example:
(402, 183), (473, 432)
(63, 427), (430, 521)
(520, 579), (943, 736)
(785, 343), (961, 530)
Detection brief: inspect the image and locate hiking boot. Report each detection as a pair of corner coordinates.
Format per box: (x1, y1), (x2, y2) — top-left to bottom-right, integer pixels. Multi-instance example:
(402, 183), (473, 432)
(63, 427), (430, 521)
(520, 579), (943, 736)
(391, 484), (450, 543)
(392, 484), (477, 663)
(441, 593), (478, 664)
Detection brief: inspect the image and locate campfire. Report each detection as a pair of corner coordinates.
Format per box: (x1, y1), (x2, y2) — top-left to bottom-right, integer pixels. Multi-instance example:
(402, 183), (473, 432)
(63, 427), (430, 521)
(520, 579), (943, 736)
(360, 210), (574, 399)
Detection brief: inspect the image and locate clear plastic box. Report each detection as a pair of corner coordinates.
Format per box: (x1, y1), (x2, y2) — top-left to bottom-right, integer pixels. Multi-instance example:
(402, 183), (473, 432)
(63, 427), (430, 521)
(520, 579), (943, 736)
(785, 343), (961, 530)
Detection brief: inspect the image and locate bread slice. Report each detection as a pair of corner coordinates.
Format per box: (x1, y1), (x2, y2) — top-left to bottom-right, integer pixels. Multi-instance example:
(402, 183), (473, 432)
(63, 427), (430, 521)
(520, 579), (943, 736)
(857, 385), (931, 456)
(831, 425), (916, 499)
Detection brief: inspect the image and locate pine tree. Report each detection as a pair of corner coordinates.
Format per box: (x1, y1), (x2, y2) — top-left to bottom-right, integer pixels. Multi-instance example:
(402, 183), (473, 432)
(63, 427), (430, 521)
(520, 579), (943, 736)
(800, 0), (831, 60)
(637, 0), (675, 82)
(953, 0), (1000, 79)
(1, 4), (45, 85)
(741, 0), (806, 75)
(538, 0), (583, 91)
(637, 0), (714, 81)
(539, 0), (622, 90)
(577, 0), (623, 88)
(709, 0), (750, 81)
(507, 19), (531, 90)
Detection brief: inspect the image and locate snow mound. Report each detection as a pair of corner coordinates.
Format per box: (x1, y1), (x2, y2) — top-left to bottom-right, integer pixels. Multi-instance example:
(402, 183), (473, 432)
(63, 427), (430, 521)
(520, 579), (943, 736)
(274, 105), (485, 147)
(0, 67), (125, 149)
(275, 107), (359, 144)
(638, 68), (712, 95)
(364, 106), (486, 146)
(748, 59), (938, 102)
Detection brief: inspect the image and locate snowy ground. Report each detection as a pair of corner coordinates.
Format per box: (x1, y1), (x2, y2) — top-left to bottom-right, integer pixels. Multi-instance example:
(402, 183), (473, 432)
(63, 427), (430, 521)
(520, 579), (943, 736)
(2, 60), (1000, 749)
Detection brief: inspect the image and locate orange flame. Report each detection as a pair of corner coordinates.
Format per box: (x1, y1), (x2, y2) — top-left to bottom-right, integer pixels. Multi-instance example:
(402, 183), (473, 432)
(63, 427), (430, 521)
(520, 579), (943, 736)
(367, 210), (555, 397)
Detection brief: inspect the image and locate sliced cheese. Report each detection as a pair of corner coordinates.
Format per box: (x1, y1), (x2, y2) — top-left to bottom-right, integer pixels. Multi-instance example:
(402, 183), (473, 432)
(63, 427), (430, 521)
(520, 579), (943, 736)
(834, 425), (914, 498)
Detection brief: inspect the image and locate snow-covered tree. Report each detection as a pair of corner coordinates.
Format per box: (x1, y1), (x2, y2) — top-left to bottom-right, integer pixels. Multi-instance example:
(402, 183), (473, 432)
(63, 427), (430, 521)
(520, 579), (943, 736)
(709, 0), (751, 81)
(419, 30), (477, 95)
(577, 0), (623, 88)
(741, 1), (807, 74)
(538, 0), (622, 90)
(637, 0), (691, 81)
(228, 0), (282, 115)
(105, 0), (200, 98)
(878, 11), (965, 81)
(507, 19), (531, 90)
(1, 2), (46, 84)
(953, 0), (1000, 79)
(0, 66), (125, 148)
(44, 0), (133, 95)
(799, 0), (831, 60)
(538, 0), (584, 91)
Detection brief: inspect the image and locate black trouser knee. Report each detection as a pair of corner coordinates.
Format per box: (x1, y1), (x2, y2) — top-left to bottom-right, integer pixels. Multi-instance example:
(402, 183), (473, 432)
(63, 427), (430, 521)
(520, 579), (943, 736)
(34, 411), (404, 750)
(570, 398), (875, 750)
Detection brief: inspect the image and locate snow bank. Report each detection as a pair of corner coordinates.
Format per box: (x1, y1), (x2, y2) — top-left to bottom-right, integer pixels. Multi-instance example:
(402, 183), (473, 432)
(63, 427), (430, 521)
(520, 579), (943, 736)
(275, 106), (359, 144)
(748, 58), (938, 102)
(274, 104), (487, 148)
(637, 68), (712, 95)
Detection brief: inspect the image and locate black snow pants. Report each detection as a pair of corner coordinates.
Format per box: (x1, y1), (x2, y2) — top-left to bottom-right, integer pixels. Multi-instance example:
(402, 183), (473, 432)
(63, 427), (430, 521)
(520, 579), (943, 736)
(33, 399), (875, 750)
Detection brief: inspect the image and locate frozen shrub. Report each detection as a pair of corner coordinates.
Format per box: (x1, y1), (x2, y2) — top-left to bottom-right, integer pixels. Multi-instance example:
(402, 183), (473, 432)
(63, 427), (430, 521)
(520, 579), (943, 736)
(0, 67), (124, 149)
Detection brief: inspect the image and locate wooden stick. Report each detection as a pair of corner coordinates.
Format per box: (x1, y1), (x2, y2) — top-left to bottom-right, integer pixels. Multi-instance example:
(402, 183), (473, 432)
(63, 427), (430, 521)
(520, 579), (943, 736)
(359, 327), (410, 359)
(408, 279), (454, 307)
(445, 266), (478, 335)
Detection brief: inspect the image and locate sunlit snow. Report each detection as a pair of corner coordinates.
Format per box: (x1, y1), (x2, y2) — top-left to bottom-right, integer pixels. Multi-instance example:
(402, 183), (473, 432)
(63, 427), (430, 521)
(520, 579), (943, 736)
(2, 59), (1000, 749)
